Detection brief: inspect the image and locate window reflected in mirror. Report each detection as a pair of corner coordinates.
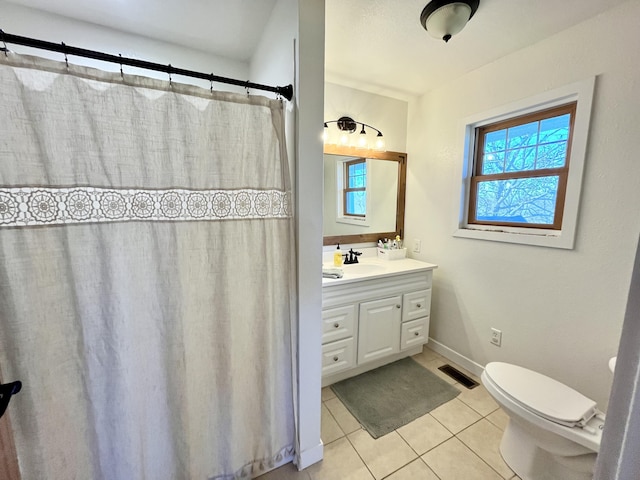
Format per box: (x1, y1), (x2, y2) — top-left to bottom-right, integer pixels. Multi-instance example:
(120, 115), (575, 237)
(323, 146), (406, 246)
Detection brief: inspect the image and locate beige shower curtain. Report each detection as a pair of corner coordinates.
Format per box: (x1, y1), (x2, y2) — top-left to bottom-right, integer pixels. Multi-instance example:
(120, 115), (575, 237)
(0, 53), (296, 479)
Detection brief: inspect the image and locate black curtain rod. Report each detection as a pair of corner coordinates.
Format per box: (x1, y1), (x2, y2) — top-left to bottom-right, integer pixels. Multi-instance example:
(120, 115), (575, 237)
(0, 30), (294, 101)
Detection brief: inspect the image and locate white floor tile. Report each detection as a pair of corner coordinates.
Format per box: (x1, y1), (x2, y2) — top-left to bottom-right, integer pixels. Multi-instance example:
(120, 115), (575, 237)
(321, 403), (345, 444)
(307, 437), (374, 480)
(384, 459), (439, 480)
(422, 437), (503, 480)
(324, 397), (362, 434)
(430, 397), (482, 434)
(457, 419), (514, 479)
(348, 429), (417, 480)
(396, 413), (453, 454)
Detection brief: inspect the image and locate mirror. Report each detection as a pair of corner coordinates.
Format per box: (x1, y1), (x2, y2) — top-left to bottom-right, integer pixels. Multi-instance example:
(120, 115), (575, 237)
(323, 145), (407, 246)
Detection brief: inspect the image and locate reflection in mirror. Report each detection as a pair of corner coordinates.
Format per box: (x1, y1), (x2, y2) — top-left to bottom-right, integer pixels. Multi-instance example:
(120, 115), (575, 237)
(323, 145), (407, 246)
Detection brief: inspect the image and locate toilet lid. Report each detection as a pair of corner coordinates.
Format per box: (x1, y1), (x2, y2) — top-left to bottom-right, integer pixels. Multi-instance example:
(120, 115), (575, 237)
(485, 362), (597, 425)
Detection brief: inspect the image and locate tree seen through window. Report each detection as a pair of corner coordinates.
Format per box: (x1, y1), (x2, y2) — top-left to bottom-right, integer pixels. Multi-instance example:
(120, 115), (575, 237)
(470, 103), (575, 229)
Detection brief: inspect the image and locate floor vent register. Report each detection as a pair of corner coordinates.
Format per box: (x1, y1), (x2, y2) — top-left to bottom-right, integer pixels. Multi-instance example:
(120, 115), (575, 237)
(438, 364), (480, 389)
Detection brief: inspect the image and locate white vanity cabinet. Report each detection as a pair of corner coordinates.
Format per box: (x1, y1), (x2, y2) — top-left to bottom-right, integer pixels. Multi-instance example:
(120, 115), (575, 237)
(321, 263), (435, 386)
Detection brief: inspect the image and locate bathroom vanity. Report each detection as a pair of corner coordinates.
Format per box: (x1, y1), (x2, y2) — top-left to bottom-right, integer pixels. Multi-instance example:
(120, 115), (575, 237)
(321, 253), (437, 386)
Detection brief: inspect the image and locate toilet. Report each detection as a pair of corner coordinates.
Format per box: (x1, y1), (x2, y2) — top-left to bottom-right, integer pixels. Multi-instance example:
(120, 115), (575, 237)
(481, 362), (605, 480)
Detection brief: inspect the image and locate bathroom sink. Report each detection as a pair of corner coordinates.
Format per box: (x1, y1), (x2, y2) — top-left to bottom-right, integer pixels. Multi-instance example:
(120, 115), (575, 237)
(342, 263), (387, 275)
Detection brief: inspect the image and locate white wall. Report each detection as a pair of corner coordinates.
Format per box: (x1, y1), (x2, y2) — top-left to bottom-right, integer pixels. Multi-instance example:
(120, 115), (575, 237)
(324, 82), (409, 153)
(405, 0), (640, 409)
(251, 0), (325, 469)
(0, 1), (249, 92)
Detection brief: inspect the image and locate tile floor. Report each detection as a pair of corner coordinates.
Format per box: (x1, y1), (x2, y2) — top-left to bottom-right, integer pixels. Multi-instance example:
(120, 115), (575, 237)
(258, 347), (522, 480)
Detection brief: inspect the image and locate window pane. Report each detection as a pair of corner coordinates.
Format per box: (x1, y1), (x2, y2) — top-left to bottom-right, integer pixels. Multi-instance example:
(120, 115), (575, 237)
(485, 129), (506, 152)
(349, 163), (365, 176)
(346, 191), (366, 215)
(475, 176), (559, 225)
(349, 175), (365, 188)
(536, 141), (567, 169)
(347, 162), (366, 188)
(505, 147), (536, 172)
(507, 121), (538, 149)
(539, 114), (570, 144)
(482, 152), (505, 174)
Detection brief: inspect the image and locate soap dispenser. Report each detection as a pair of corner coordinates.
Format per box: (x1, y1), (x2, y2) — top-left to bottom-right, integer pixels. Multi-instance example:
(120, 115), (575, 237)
(333, 244), (343, 267)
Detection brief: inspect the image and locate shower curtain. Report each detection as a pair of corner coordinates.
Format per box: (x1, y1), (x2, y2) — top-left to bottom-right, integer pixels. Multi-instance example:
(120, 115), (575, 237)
(0, 53), (296, 479)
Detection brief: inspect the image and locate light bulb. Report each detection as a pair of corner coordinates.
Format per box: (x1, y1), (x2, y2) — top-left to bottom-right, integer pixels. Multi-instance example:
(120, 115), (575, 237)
(358, 135), (368, 148)
(340, 133), (349, 145)
(322, 129), (328, 143)
(375, 137), (385, 151)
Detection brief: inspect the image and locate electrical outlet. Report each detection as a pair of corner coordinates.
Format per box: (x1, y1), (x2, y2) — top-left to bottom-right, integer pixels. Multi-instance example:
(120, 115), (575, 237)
(490, 328), (502, 347)
(413, 239), (422, 253)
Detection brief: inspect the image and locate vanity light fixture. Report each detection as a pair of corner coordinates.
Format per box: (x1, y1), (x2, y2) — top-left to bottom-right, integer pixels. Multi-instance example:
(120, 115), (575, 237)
(323, 116), (385, 150)
(420, 0), (479, 43)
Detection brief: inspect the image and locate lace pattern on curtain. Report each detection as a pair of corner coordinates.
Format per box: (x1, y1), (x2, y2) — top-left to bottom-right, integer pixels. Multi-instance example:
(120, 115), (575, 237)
(0, 186), (291, 227)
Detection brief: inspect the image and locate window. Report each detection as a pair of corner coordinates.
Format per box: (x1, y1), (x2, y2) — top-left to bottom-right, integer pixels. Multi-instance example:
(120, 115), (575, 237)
(469, 103), (576, 230)
(454, 78), (595, 249)
(343, 159), (367, 217)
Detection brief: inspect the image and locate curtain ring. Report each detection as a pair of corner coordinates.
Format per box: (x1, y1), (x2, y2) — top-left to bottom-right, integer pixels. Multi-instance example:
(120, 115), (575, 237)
(210, 74), (214, 94)
(119, 54), (124, 79)
(245, 81), (250, 96)
(61, 42), (69, 70)
(168, 64), (172, 87)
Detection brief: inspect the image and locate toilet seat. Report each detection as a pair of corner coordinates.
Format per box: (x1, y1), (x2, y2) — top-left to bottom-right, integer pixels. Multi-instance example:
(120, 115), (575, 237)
(484, 362), (598, 428)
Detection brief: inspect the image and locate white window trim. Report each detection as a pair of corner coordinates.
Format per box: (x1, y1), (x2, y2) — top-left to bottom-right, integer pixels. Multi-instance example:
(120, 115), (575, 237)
(336, 158), (372, 227)
(453, 77), (595, 249)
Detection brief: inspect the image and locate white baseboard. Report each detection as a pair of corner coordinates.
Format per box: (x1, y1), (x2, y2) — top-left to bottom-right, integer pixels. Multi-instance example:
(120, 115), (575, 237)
(427, 338), (485, 378)
(295, 442), (323, 470)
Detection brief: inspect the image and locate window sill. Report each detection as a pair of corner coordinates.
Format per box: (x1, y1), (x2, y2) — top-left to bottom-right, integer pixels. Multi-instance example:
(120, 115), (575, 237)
(337, 217), (370, 227)
(453, 226), (574, 249)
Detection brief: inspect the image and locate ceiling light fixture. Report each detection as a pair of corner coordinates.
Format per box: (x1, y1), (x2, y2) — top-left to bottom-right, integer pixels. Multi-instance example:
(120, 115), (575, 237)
(420, 0), (479, 43)
(323, 116), (385, 150)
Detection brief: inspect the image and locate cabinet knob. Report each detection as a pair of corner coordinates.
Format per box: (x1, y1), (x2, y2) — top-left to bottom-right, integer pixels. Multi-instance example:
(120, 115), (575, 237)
(333, 323), (340, 328)
(333, 356), (339, 362)
(416, 303), (422, 308)
(396, 304), (401, 309)
(414, 331), (420, 336)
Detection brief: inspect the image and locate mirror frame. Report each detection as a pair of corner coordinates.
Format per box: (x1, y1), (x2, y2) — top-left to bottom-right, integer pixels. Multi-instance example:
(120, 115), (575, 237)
(323, 144), (407, 246)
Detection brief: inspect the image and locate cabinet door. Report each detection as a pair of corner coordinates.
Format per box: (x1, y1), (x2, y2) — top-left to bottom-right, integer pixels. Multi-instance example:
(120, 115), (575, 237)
(357, 296), (402, 365)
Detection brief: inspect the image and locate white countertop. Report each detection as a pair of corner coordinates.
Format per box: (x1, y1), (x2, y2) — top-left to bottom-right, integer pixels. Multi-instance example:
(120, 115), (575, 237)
(322, 255), (438, 286)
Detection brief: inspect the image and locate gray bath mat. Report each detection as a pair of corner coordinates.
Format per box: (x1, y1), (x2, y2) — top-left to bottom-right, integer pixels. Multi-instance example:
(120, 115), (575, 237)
(331, 357), (460, 438)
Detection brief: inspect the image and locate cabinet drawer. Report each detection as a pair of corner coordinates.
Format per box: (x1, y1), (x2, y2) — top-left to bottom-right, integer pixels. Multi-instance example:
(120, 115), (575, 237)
(402, 289), (432, 322)
(322, 337), (356, 376)
(401, 316), (430, 350)
(322, 304), (356, 344)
